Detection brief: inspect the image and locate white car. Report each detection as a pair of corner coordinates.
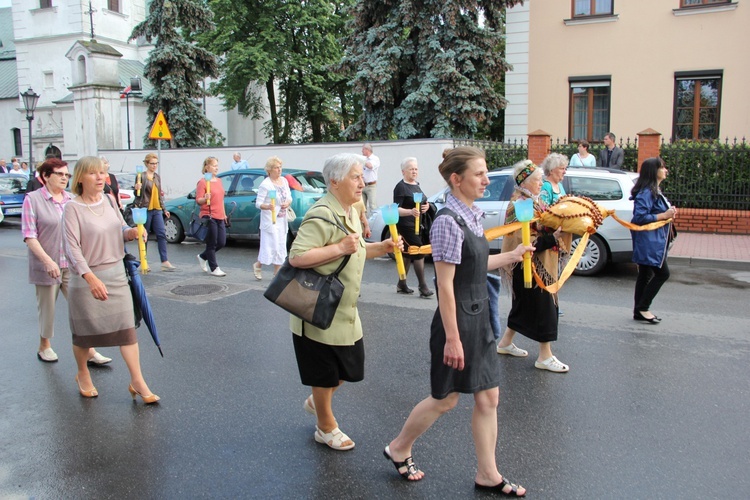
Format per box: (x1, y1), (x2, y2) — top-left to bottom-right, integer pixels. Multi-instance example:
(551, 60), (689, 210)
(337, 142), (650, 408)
(366, 167), (638, 276)
(111, 172), (137, 207)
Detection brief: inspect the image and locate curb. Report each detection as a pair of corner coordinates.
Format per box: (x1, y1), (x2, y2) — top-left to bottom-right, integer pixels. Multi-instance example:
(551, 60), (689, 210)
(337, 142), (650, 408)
(669, 255), (750, 272)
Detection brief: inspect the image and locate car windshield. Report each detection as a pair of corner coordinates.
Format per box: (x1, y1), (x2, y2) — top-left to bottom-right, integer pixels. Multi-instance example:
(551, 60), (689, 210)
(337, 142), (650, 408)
(114, 173), (136, 190)
(290, 172), (326, 193)
(0, 177), (26, 194)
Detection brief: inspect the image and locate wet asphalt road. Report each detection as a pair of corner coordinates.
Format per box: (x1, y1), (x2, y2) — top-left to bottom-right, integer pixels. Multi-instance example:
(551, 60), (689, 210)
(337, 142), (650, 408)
(1, 220), (749, 499)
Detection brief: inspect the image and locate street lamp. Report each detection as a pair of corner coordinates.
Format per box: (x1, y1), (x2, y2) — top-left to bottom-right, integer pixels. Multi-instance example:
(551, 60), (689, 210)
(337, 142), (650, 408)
(21, 88), (40, 170)
(122, 77), (142, 150)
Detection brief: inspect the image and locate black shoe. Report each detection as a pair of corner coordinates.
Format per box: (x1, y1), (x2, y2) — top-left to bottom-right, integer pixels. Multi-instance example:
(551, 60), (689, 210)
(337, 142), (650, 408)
(633, 311), (661, 323)
(396, 284), (414, 294)
(418, 286), (434, 298)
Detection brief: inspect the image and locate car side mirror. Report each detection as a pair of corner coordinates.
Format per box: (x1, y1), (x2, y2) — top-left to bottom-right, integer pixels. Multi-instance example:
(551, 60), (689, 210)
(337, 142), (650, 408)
(187, 192), (196, 200)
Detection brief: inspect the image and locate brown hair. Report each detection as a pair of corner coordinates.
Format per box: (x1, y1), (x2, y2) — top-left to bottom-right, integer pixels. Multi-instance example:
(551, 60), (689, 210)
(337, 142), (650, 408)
(38, 158), (68, 180)
(577, 139), (590, 150)
(438, 147), (486, 187)
(71, 156), (104, 196)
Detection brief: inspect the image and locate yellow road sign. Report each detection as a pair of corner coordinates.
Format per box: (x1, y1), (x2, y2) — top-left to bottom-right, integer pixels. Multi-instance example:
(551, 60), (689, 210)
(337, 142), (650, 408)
(148, 110), (172, 140)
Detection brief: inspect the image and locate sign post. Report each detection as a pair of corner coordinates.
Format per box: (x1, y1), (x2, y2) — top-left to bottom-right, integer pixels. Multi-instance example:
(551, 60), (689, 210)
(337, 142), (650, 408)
(148, 110), (173, 178)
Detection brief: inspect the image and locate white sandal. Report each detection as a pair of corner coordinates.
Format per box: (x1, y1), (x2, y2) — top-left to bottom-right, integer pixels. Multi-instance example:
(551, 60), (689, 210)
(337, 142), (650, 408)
(534, 356), (569, 373)
(303, 396), (316, 416)
(496, 343), (528, 357)
(314, 426), (355, 451)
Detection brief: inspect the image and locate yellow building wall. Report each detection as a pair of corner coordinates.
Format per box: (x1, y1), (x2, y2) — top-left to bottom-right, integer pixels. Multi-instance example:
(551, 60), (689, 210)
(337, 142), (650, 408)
(526, 0), (750, 141)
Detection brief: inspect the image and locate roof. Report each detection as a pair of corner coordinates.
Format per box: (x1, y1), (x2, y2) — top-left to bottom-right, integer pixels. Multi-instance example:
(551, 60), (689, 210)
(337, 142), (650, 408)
(0, 7), (15, 59)
(75, 40), (123, 57)
(119, 59), (153, 95)
(0, 59), (17, 100)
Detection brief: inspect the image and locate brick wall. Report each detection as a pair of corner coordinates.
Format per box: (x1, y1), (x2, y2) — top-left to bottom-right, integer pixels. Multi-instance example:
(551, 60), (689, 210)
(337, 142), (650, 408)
(675, 209), (750, 235)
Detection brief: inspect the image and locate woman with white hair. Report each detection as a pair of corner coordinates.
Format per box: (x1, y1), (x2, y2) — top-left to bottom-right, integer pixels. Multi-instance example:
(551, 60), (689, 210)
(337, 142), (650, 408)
(289, 153), (401, 451)
(539, 153), (569, 206)
(253, 156), (292, 280)
(497, 160), (569, 373)
(393, 157), (433, 296)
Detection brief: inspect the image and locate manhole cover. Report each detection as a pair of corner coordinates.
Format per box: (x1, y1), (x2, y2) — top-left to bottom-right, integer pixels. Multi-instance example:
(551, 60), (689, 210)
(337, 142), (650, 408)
(171, 284), (227, 296)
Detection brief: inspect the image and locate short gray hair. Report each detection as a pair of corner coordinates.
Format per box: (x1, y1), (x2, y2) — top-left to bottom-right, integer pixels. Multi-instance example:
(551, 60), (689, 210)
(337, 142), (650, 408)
(400, 157), (418, 171)
(323, 153), (366, 187)
(540, 153), (568, 175)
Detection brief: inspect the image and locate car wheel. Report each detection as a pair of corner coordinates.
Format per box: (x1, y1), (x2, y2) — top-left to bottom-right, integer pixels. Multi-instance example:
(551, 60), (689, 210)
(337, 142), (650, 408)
(165, 216), (185, 244)
(381, 228), (395, 261)
(571, 233), (607, 276)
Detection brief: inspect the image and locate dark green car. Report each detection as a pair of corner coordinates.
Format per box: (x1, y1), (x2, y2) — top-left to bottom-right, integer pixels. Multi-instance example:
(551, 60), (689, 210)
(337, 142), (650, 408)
(163, 168), (327, 244)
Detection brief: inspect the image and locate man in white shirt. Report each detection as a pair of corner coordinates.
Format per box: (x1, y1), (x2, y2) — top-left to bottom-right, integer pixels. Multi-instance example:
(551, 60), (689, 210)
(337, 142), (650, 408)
(361, 143), (380, 217)
(231, 152), (249, 171)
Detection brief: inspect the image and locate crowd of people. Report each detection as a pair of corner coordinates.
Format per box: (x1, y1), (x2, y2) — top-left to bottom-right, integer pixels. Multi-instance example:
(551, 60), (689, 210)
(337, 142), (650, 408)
(13, 137), (677, 496)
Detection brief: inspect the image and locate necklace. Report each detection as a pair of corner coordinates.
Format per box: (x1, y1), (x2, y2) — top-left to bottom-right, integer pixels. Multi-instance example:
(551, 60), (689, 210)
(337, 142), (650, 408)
(82, 198), (104, 216)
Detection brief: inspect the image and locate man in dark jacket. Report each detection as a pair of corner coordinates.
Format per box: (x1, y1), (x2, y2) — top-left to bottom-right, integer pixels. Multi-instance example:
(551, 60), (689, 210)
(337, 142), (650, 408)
(597, 132), (625, 169)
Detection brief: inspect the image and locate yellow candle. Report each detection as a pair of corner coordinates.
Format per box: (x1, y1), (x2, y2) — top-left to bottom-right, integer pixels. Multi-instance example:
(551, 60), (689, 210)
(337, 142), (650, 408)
(270, 198), (276, 224)
(136, 173), (141, 197)
(388, 223), (407, 280)
(205, 178), (211, 206)
(137, 224), (149, 274)
(521, 222), (532, 288)
(415, 203), (420, 235)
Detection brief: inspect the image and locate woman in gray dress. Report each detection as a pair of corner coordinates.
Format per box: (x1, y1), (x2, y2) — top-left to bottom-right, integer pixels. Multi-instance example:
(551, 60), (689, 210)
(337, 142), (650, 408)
(64, 156), (159, 403)
(385, 147), (530, 496)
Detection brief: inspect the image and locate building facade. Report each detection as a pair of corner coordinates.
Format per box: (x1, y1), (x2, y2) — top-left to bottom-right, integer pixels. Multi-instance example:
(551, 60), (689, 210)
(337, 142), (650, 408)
(504, 0), (749, 144)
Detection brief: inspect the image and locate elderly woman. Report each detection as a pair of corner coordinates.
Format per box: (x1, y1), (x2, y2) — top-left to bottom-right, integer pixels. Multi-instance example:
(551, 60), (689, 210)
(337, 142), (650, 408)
(22, 158), (111, 366)
(631, 157), (676, 323)
(497, 160), (569, 373)
(568, 140), (596, 167)
(64, 156), (159, 402)
(253, 156), (292, 280)
(385, 147), (530, 495)
(134, 153), (175, 271)
(196, 156), (227, 277)
(539, 153), (568, 206)
(393, 157), (433, 297)
(290, 153), (400, 451)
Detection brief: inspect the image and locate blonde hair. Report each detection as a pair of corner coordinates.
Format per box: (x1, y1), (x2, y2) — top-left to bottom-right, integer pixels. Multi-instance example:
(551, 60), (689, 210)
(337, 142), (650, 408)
(71, 156), (104, 196)
(144, 153), (158, 165)
(265, 156), (282, 173)
(438, 147), (485, 187)
(202, 156), (218, 174)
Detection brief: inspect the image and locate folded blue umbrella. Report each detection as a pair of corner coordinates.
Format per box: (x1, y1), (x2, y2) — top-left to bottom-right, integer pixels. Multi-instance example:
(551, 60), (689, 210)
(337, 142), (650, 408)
(486, 273), (502, 340)
(123, 252), (164, 357)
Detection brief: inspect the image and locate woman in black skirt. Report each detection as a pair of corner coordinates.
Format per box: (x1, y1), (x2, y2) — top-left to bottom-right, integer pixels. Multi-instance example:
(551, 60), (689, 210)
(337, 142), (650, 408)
(393, 157), (433, 297)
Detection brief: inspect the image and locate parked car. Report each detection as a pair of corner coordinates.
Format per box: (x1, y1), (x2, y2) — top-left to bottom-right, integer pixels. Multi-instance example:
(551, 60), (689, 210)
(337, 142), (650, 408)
(111, 172), (137, 207)
(0, 173), (28, 219)
(163, 168), (327, 244)
(367, 167), (638, 276)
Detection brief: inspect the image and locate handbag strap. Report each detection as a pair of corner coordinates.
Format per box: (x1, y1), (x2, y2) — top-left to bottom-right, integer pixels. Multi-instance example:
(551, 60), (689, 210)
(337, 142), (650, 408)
(300, 205), (352, 275)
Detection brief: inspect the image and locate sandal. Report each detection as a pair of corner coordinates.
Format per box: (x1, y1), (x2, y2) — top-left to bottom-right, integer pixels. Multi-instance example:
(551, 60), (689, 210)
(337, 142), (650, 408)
(314, 426), (355, 451)
(303, 395), (316, 416)
(496, 343), (528, 358)
(474, 477), (526, 497)
(534, 355), (569, 373)
(383, 446), (422, 481)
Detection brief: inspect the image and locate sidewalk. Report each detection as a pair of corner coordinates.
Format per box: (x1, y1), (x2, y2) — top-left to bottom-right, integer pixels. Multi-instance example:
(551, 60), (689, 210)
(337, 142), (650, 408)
(668, 232), (750, 270)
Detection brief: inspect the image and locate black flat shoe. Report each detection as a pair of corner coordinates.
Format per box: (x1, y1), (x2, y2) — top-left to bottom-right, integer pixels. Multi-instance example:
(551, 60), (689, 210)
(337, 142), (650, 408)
(396, 284), (414, 294)
(633, 311), (661, 323)
(475, 477), (526, 497)
(418, 287), (434, 298)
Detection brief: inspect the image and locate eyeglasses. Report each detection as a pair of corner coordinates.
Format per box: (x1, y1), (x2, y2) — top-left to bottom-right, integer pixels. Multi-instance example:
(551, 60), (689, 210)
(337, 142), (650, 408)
(51, 172), (72, 179)
(147, 162), (159, 165)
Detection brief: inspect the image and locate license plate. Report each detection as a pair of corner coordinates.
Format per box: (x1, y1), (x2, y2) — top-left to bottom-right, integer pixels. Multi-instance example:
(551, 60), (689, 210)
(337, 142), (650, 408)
(4, 207), (22, 215)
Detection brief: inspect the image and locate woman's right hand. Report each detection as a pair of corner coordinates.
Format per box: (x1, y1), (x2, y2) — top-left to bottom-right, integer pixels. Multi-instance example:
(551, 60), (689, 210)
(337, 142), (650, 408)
(83, 273), (108, 301)
(44, 260), (61, 279)
(663, 207), (676, 220)
(338, 233), (360, 255)
(444, 338), (465, 371)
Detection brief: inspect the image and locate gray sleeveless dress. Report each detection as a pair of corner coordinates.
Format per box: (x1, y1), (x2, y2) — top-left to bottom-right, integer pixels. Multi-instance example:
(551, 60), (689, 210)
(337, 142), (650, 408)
(430, 209), (500, 400)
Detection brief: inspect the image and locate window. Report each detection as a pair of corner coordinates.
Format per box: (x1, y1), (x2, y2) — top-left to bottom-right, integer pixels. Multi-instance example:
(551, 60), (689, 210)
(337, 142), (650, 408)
(567, 176), (623, 201)
(40, 0), (52, 8)
(673, 72), (722, 141)
(107, 0), (121, 12)
(569, 78), (610, 143)
(44, 71), (54, 89)
(572, 0), (613, 17)
(680, 0), (729, 6)
(12, 128), (22, 157)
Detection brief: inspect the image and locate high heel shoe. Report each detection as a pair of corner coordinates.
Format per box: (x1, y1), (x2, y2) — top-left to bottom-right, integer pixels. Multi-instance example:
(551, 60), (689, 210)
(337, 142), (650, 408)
(75, 375), (98, 398)
(128, 384), (161, 404)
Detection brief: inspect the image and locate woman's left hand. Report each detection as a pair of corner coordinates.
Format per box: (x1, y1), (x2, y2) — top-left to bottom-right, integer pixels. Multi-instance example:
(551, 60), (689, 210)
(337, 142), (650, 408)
(164, 210), (170, 218)
(443, 338), (465, 371)
(382, 236), (404, 253)
(421, 201), (429, 213)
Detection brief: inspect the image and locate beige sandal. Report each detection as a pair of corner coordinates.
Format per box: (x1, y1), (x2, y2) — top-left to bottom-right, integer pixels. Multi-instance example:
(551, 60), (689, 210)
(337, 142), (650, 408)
(314, 426), (355, 451)
(303, 395), (316, 416)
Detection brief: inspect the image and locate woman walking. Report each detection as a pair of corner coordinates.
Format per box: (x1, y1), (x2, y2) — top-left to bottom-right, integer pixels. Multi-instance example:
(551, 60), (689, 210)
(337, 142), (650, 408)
(134, 153), (175, 271)
(196, 157), (228, 277)
(64, 156), (159, 402)
(253, 156), (292, 280)
(631, 157), (676, 323)
(385, 147), (530, 496)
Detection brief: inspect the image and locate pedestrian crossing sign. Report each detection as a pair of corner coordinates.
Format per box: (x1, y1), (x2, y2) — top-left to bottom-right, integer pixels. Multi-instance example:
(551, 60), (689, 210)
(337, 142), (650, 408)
(148, 110), (172, 140)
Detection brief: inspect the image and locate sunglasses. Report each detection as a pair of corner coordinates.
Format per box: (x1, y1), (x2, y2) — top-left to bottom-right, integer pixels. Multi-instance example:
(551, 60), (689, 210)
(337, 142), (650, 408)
(51, 172), (72, 179)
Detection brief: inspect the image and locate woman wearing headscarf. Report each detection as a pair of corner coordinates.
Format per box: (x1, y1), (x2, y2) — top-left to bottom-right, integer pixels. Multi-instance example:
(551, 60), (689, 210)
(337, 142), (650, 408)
(630, 157), (676, 323)
(22, 158), (111, 366)
(385, 147), (530, 496)
(290, 153), (400, 451)
(497, 160), (570, 373)
(133, 153), (175, 271)
(64, 156), (159, 402)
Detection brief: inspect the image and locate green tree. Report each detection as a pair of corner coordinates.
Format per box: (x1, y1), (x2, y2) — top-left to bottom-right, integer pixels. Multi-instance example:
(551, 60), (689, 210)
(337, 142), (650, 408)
(341, 0), (523, 140)
(203, 0), (353, 143)
(131, 0), (224, 147)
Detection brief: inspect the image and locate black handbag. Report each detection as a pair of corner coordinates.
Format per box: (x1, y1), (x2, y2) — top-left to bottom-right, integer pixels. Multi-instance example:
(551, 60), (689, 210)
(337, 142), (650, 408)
(187, 210), (209, 241)
(263, 211), (350, 330)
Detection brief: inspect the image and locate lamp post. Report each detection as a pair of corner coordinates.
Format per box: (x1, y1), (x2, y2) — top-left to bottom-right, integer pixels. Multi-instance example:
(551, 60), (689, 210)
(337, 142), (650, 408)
(122, 77), (142, 150)
(21, 88), (40, 170)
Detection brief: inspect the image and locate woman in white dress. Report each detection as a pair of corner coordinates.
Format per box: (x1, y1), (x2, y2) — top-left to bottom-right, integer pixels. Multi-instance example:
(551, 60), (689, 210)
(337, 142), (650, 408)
(253, 156), (292, 280)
